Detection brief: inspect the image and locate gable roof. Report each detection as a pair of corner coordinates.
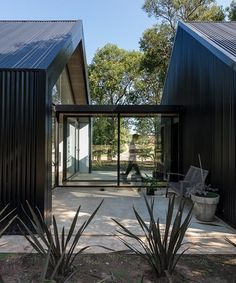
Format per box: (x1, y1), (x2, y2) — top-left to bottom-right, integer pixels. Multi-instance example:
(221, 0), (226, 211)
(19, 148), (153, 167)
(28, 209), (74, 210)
(179, 21), (236, 70)
(0, 20), (83, 69)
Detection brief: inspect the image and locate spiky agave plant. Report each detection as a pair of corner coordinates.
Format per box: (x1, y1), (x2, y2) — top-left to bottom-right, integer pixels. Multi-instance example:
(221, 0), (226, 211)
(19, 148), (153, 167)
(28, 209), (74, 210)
(19, 200), (104, 281)
(112, 195), (193, 277)
(0, 205), (17, 283)
(225, 237), (236, 248)
(0, 205), (17, 237)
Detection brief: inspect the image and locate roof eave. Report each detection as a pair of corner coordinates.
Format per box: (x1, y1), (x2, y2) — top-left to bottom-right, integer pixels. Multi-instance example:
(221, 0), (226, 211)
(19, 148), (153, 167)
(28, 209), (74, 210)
(46, 20), (90, 104)
(179, 21), (236, 71)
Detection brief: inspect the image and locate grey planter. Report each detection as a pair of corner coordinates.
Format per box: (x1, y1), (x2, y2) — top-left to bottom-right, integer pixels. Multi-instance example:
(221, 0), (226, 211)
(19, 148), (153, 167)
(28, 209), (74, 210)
(191, 193), (220, 222)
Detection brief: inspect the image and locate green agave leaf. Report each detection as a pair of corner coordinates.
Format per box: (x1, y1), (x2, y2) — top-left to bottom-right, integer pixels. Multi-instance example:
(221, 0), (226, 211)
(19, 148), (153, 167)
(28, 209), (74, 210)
(133, 207), (161, 262)
(20, 199), (104, 280)
(52, 216), (60, 253)
(66, 200), (104, 266)
(167, 198), (185, 258)
(225, 237), (236, 247)
(163, 195), (175, 249)
(65, 206), (81, 246)
(40, 241), (52, 282)
(0, 205), (9, 217)
(25, 201), (45, 237)
(172, 210), (192, 257)
(61, 227), (65, 251)
(0, 215), (17, 237)
(50, 248), (67, 280)
(112, 218), (141, 241)
(0, 206), (16, 223)
(17, 220), (46, 255)
(113, 194), (193, 277)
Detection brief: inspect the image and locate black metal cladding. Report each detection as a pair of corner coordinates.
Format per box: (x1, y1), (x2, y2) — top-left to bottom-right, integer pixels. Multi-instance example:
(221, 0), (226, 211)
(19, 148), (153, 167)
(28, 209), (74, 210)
(163, 23), (236, 227)
(0, 21), (89, 231)
(0, 69), (49, 225)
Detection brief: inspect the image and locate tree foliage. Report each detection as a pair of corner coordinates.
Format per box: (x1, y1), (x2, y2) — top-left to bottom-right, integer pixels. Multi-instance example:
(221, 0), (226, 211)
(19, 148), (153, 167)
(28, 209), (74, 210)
(140, 0), (225, 104)
(92, 117), (129, 161)
(143, 0), (225, 35)
(89, 44), (143, 105)
(89, 44), (144, 161)
(140, 24), (172, 87)
(226, 0), (236, 21)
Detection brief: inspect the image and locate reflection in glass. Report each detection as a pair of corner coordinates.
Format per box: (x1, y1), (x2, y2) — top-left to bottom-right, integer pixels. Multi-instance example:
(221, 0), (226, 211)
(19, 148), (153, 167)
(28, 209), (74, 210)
(91, 116), (118, 182)
(119, 116), (163, 184)
(56, 113), (179, 187)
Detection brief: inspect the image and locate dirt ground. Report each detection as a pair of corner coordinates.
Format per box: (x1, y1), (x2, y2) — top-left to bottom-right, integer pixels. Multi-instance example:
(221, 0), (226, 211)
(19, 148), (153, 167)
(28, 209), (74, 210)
(0, 253), (236, 283)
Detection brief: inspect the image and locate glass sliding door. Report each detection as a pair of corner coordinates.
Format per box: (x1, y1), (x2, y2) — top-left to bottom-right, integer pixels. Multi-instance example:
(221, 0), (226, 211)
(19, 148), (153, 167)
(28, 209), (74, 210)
(57, 111), (180, 187)
(61, 114), (118, 186)
(51, 113), (56, 188)
(91, 116), (118, 184)
(64, 117), (79, 180)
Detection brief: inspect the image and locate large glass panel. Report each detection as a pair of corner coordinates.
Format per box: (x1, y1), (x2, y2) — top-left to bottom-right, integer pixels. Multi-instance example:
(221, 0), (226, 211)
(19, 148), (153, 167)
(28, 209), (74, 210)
(51, 114), (56, 188)
(65, 117), (79, 180)
(119, 115), (164, 186)
(91, 116), (118, 184)
(52, 69), (74, 104)
(57, 112), (179, 187)
(61, 115), (118, 185)
(51, 67), (75, 187)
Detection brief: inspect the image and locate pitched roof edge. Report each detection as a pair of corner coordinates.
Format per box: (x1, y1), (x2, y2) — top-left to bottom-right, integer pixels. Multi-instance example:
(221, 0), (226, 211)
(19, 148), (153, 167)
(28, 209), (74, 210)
(45, 20), (90, 104)
(178, 21), (236, 71)
(65, 21), (90, 104)
(0, 20), (79, 23)
(79, 23), (90, 104)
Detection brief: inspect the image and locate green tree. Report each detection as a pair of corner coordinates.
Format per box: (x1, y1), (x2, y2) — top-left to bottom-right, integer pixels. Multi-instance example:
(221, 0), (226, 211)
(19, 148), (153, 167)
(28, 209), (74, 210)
(89, 44), (144, 161)
(140, 0), (226, 104)
(92, 117), (130, 162)
(226, 0), (236, 20)
(89, 44), (143, 105)
(143, 0), (225, 36)
(139, 24), (172, 104)
(138, 0), (226, 169)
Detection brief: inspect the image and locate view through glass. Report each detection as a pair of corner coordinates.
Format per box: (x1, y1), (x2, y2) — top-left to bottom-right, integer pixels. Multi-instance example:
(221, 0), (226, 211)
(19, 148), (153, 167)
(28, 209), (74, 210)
(57, 113), (178, 187)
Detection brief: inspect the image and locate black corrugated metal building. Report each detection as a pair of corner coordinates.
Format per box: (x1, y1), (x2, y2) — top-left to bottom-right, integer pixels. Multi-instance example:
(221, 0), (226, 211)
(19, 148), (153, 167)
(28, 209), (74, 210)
(163, 22), (236, 227)
(0, 21), (89, 226)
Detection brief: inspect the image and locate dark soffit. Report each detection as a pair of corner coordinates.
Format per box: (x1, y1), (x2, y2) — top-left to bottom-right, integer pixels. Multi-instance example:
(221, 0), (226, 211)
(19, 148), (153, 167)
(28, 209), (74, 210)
(54, 104), (183, 116)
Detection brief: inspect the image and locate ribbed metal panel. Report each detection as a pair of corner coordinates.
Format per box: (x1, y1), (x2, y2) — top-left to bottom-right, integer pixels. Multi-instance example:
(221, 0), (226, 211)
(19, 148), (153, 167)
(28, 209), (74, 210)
(186, 22), (236, 60)
(0, 21), (81, 69)
(163, 24), (236, 227)
(0, 70), (34, 207)
(0, 69), (50, 226)
(0, 21), (89, 231)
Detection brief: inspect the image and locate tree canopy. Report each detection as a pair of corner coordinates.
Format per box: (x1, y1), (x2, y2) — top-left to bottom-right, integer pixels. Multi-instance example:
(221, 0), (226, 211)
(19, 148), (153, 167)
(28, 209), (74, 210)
(226, 0), (236, 20)
(143, 0), (225, 35)
(89, 44), (143, 105)
(89, 1), (226, 107)
(139, 0), (226, 104)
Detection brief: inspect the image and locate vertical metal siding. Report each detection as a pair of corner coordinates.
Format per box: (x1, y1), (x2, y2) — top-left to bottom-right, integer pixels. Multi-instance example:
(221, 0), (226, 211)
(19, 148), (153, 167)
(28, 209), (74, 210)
(163, 28), (236, 227)
(0, 69), (51, 227)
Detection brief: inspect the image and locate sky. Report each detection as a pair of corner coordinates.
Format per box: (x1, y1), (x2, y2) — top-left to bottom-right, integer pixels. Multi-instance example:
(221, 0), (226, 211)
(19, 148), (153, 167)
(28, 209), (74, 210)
(0, 0), (232, 63)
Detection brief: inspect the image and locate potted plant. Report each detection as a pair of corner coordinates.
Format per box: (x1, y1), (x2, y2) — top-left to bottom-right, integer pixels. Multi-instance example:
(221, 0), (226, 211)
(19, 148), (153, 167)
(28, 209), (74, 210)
(144, 174), (159, 195)
(190, 155), (220, 222)
(152, 162), (164, 180)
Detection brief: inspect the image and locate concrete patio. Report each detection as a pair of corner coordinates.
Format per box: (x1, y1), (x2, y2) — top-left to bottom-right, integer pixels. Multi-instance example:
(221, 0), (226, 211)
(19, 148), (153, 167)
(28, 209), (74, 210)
(0, 187), (236, 254)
